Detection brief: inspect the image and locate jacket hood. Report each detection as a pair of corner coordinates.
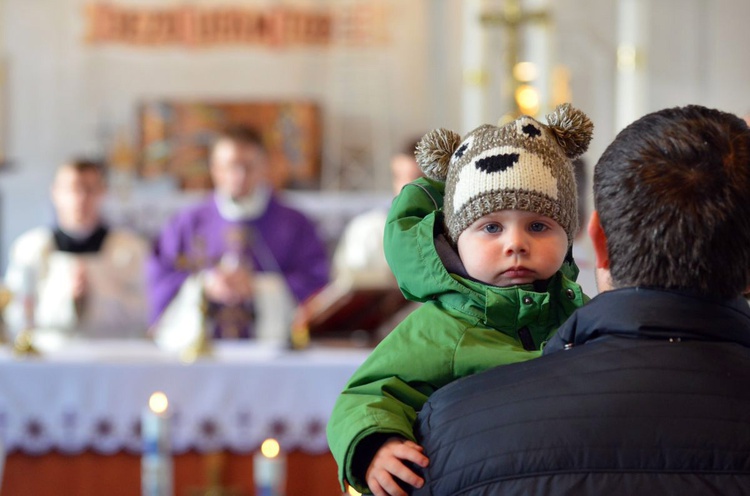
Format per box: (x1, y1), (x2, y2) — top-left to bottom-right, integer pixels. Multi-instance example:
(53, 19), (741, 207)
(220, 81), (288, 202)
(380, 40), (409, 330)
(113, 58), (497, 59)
(384, 177), (583, 325)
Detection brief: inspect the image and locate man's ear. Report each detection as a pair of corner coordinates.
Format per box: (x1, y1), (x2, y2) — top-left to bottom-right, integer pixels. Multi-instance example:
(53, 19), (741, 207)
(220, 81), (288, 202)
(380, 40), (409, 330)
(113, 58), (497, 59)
(588, 211), (610, 270)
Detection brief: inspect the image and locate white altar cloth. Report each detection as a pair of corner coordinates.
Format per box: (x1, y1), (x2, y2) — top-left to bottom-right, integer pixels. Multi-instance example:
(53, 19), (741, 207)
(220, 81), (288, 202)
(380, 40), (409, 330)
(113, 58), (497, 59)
(0, 341), (370, 456)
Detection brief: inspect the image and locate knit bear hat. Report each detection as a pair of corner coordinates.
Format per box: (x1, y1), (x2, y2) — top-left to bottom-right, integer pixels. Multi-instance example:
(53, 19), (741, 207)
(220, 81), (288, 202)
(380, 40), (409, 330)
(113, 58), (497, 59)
(415, 103), (593, 246)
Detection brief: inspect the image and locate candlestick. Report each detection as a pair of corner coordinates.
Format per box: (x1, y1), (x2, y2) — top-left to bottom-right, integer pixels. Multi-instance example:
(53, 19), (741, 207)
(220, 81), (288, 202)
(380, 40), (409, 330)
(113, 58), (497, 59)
(142, 391), (173, 496)
(253, 438), (286, 496)
(13, 266), (39, 356)
(180, 293), (213, 363)
(0, 284), (11, 343)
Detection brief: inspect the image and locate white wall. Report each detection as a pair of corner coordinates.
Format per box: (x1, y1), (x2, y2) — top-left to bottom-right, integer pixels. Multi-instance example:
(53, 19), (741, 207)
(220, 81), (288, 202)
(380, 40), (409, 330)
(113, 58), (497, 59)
(556, 0), (750, 156)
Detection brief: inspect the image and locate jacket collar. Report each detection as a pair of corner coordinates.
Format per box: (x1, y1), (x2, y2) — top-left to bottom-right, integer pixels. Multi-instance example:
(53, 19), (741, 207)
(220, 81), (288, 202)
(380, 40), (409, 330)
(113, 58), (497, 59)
(544, 287), (750, 354)
(443, 269), (584, 335)
(214, 185), (271, 221)
(434, 225), (585, 333)
(53, 224), (109, 253)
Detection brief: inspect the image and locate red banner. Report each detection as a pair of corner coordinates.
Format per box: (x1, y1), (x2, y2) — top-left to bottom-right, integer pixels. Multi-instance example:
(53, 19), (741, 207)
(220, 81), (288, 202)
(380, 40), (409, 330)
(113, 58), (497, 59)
(84, 3), (388, 48)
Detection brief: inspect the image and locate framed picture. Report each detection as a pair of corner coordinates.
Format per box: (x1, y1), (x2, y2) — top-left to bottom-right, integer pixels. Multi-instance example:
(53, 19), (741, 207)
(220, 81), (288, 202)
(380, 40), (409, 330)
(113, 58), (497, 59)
(138, 100), (322, 190)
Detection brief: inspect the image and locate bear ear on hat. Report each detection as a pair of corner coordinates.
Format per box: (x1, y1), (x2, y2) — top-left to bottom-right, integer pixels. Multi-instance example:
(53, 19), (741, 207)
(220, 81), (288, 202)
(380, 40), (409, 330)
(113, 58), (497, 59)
(545, 103), (594, 159)
(415, 128), (462, 181)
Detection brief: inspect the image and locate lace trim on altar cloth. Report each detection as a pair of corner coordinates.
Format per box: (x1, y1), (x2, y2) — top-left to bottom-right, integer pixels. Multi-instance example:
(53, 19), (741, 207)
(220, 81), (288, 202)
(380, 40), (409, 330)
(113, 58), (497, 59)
(2, 411), (330, 455)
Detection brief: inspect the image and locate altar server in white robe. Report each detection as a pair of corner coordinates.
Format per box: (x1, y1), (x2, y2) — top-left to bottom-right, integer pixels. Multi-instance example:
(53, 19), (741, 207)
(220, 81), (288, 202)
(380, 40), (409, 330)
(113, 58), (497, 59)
(3, 159), (149, 344)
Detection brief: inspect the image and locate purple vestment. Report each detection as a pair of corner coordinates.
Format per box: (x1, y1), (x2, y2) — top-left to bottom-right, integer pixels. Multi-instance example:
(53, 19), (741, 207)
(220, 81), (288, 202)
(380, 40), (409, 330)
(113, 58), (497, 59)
(146, 194), (330, 338)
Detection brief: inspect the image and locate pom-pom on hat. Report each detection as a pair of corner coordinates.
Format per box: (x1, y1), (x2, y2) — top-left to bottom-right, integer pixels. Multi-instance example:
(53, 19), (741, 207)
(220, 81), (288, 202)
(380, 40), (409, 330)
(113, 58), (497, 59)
(415, 103), (593, 246)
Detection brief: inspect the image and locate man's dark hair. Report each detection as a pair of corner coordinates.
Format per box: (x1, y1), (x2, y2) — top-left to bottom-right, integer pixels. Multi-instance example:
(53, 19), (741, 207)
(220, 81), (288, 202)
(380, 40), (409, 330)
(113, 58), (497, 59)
(400, 136), (422, 157)
(594, 105), (750, 299)
(62, 158), (107, 182)
(213, 124), (266, 151)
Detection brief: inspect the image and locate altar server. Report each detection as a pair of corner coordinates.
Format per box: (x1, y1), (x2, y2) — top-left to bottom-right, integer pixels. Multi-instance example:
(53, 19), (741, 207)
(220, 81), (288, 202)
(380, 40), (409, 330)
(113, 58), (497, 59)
(3, 159), (149, 342)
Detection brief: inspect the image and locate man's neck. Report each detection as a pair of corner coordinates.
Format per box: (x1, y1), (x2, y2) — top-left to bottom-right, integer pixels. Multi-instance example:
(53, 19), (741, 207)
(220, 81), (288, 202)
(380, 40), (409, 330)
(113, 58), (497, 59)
(56, 221), (100, 239)
(214, 185), (271, 221)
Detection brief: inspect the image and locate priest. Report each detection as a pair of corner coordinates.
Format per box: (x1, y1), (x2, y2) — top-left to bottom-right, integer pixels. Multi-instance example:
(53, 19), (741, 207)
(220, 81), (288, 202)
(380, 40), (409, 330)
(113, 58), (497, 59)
(147, 125), (330, 349)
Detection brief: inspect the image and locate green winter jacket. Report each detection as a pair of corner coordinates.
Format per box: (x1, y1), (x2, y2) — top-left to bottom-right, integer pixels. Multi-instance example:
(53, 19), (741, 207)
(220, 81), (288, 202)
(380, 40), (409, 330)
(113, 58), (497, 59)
(327, 177), (588, 492)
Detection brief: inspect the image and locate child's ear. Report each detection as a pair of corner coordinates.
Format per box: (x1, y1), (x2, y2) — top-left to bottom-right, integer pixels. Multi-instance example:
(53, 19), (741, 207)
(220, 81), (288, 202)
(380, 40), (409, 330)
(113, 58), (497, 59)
(587, 211), (610, 270)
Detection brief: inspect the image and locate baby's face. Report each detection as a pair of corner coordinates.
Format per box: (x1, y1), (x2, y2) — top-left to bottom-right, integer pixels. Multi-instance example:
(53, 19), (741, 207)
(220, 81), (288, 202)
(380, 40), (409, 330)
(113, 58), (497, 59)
(456, 209), (568, 287)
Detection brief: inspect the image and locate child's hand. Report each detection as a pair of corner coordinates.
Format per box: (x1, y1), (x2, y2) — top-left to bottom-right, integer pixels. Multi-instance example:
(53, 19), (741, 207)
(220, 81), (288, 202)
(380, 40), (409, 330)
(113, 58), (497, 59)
(365, 437), (429, 496)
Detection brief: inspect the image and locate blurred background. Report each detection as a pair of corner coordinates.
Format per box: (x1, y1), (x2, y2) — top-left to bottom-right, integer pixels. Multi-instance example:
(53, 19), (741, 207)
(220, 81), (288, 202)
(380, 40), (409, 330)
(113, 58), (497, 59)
(1, 2), (749, 494)
(0, 0), (748, 271)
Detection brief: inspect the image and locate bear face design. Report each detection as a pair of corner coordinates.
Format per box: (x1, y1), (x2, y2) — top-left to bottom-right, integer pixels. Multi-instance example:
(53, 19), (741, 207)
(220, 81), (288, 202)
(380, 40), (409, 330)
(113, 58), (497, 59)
(451, 117), (559, 214)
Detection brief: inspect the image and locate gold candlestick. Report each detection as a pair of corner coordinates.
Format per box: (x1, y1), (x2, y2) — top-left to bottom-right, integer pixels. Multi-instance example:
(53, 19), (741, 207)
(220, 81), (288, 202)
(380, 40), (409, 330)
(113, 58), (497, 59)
(13, 283), (40, 357)
(0, 285), (11, 344)
(181, 295), (213, 363)
(13, 328), (39, 356)
(289, 320), (310, 351)
(186, 452), (241, 496)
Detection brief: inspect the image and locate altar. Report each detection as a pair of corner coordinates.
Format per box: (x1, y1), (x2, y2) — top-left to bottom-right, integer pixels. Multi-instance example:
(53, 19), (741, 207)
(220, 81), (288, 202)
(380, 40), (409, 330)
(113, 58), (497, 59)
(0, 341), (370, 495)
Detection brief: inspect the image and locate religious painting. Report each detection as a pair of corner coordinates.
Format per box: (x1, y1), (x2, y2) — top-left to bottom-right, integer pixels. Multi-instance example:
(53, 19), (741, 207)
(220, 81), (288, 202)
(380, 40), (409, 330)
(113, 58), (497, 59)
(138, 101), (322, 190)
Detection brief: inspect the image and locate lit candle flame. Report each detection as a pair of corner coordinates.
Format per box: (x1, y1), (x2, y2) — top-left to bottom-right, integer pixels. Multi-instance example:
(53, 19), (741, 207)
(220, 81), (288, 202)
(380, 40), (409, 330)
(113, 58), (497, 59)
(148, 391), (169, 414)
(347, 485), (362, 496)
(260, 438), (281, 458)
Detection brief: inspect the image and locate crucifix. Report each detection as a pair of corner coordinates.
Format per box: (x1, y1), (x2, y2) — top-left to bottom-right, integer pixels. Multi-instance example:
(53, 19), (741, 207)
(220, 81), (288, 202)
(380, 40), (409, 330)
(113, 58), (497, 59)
(479, 0), (551, 120)
(185, 452), (243, 496)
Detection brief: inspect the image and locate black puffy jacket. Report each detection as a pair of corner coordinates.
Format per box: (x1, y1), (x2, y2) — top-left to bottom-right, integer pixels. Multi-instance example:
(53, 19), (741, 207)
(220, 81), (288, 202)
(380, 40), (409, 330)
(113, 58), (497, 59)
(412, 288), (750, 495)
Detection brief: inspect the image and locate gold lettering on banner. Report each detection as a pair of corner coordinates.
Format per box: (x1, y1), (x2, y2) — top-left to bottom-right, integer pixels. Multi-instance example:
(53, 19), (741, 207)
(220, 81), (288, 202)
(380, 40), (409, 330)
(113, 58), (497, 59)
(84, 3), (361, 48)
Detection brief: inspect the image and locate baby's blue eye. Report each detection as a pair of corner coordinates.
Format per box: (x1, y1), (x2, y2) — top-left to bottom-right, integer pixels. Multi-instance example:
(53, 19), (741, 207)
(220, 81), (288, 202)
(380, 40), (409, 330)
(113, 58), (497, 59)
(529, 222), (547, 232)
(484, 224), (500, 234)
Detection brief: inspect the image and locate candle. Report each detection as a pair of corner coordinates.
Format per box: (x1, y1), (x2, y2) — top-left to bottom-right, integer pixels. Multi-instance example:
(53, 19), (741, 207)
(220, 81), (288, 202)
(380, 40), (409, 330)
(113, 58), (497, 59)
(253, 438), (286, 496)
(20, 265), (36, 330)
(141, 391), (173, 496)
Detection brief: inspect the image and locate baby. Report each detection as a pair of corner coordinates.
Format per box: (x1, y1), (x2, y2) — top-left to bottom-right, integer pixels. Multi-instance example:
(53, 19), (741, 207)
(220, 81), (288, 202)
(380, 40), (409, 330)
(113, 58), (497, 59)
(328, 104), (594, 496)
